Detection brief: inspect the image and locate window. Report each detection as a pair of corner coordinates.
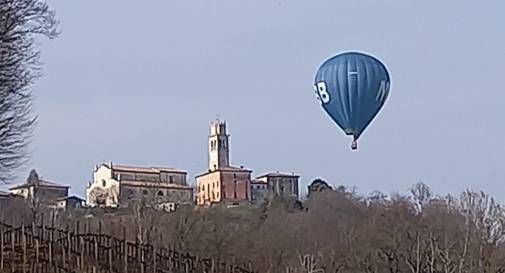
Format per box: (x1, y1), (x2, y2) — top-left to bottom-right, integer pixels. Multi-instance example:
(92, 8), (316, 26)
(102, 180), (106, 187)
(233, 173), (237, 179)
(169, 176), (174, 183)
(127, 189), (134, 199)
(158, 191), (164, 196)
(142, 190), (148, 195)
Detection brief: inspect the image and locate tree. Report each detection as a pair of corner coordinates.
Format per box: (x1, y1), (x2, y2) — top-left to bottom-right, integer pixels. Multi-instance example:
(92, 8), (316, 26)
(0, 0), (58, 182)
(409, 181), (432, 214)
(26, 168), (40, 223)
(307, 178), (332, 198)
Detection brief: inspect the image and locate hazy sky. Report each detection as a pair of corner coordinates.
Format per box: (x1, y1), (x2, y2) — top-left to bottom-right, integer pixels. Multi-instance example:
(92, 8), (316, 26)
(9, 1), (505, 199)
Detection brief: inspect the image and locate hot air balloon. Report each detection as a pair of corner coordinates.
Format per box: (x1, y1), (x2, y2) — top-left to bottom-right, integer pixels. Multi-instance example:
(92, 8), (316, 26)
(314, 51), (390, 150)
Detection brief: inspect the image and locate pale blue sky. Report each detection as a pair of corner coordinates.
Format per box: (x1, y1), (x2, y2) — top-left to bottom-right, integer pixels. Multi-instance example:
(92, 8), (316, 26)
(11, 1), (505, 199)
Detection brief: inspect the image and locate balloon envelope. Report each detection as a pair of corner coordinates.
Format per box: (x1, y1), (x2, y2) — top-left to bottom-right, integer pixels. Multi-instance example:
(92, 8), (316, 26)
(314, 52), (390, 148)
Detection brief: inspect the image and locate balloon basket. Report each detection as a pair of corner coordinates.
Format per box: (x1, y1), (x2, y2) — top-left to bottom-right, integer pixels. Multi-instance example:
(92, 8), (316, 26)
(351, 140), (358, 150)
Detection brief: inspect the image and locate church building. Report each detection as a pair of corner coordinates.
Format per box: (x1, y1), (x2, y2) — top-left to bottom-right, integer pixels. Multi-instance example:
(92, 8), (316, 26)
(196, 120), (252, 206)
(86, 162), (193, 209)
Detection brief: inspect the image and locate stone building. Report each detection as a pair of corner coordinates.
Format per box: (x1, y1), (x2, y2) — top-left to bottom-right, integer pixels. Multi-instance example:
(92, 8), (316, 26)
(196, 120), (252, 206)
(47, 196), (86, 211)
(0, 191), (10, 205)
(255, 172), (299, 199)
(9, 170), (70, 203)
(86, 163), (193, 209)
(250, 180), (269, 204)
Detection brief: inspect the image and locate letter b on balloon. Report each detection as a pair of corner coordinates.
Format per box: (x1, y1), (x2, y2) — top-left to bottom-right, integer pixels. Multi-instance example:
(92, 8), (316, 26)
(314, 81), (330, 104)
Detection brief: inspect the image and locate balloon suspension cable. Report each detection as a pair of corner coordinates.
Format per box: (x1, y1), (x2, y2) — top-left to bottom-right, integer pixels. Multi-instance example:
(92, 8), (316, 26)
(351, 138), (358, 150)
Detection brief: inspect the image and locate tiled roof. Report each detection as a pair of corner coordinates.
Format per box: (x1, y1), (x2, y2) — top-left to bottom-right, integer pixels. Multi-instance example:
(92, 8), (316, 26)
(255, 172), (299, 179)
(9, 179), (69, 190)
(54, 195), (85, 202)
(220, 165), (252, 172)
(195, 165), (252, 178)
(108, 164), (186, 174)
(120, 180), (193, 190)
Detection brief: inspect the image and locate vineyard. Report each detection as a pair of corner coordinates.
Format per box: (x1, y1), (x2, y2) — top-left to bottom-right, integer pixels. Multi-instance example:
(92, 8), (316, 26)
(0, 219), (254, 273)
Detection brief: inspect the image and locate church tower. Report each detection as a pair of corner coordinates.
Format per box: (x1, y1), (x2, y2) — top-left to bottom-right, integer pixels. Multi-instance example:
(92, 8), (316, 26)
(208, 119), (230, 171)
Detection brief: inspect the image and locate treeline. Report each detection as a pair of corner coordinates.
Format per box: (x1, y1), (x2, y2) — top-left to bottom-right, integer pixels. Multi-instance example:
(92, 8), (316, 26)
(2, 182), (505, 273)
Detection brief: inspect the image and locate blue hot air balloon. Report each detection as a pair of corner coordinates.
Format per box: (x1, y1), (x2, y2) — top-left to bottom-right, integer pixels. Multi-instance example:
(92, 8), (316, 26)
(314, 52), (391, 150)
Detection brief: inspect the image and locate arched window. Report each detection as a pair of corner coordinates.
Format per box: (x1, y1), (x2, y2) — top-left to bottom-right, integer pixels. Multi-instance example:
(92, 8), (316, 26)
(102, 180), (106, 187)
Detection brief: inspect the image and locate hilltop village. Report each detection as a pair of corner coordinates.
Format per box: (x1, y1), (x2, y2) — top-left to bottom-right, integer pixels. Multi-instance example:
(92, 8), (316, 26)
(1, 119), (331, 213)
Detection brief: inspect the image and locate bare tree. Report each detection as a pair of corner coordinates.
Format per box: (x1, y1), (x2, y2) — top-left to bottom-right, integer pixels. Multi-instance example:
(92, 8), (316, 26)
(0, 0), (58, 182)
(409, 181), (432, 214)
(26, 168), (40, 223)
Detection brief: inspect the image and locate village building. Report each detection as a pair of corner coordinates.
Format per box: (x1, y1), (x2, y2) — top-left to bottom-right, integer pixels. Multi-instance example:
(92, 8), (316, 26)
(0, 190), (23, 208)
(47, 196), (86, 211)
(196, 120), (252, 206)
(0, 191), (9, 208)
(9, 170), (70, 203)
(255, 172), (300, 200)
(250, 179), (269, 204)
(86, 163), (193, 209)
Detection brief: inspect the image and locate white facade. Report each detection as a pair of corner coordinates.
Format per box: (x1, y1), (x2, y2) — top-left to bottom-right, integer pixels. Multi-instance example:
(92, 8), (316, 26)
(86, 165), (120, 207)
(86, 162), (192, 208)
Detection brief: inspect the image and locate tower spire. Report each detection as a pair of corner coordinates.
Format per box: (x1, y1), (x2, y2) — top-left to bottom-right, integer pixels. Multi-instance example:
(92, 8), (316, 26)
(208, 119), (230, 171)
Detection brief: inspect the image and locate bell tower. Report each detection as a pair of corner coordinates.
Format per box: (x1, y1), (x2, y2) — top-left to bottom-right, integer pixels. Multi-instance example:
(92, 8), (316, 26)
(208, 119), (230, 171)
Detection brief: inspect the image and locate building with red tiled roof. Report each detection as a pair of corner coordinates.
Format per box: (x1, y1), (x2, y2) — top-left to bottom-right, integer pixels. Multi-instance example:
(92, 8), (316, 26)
(196, 120), (252, 206)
